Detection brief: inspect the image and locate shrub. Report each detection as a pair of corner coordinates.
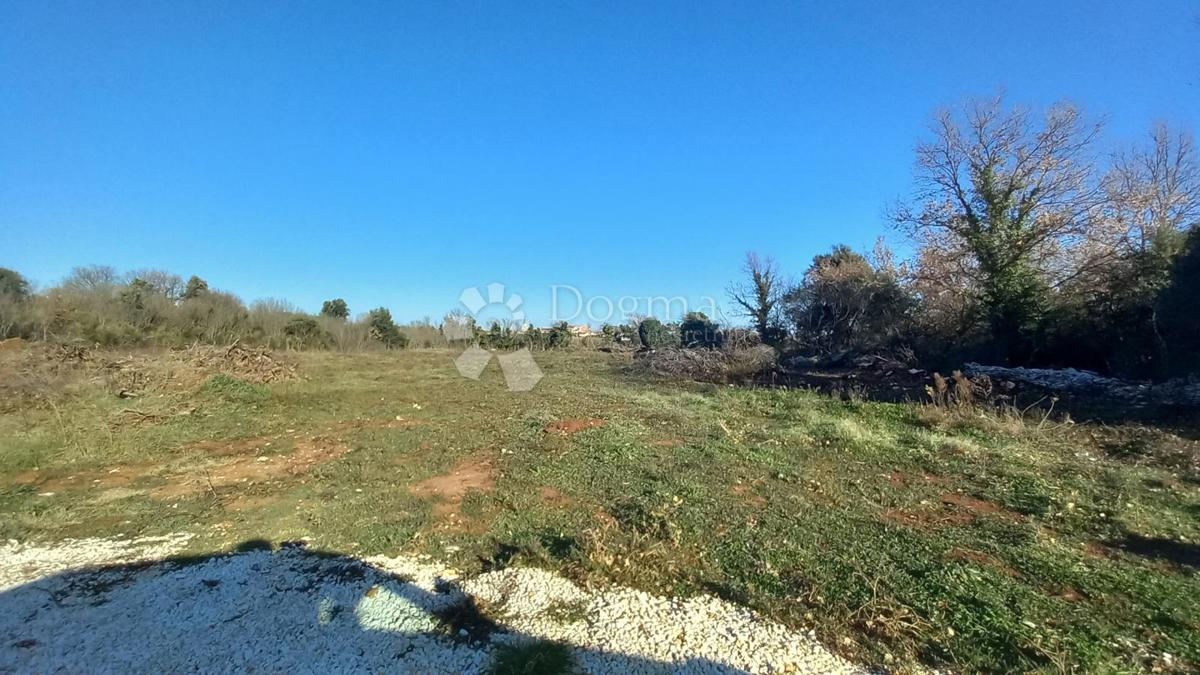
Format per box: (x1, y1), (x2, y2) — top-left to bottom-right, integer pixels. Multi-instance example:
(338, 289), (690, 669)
(175, 290), (248, 344)
(1159, 226), (1200, 375)
(118, 278), (170, 334)
(367, 307), (409, 349)
(546, 322), (573, 349)
(783, 245), (913, 356)
(601, 323), (639, 348)
(679, 312), (722, 349)
(0, 268), (31, 300)
(637, 317), (676, 350)
(182, 275), (209, 300)
(0, 268), (32, 338)
(284, 316), (327, 348)
(480, 321), (517, 349)
(489, 640), (574, 675)
(320, 298), (349, 320)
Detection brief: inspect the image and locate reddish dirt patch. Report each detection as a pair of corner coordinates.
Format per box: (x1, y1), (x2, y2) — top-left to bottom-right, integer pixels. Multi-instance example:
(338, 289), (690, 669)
(11, 470), (41, 485)
(544, 418), (605, 435)
(1054, 586), (1086, 602)
(879, 506), (974, 530)
(539, 485), (569, 506)
(185, 436), (272, 456)
(944, 548), (1021, 578)
(152, 436), (350, 499)
(731, 483), (768, 508)
(941, 492), (1023, 521)
(409, 457), (496, 517)
(881, 492), (1023, 530)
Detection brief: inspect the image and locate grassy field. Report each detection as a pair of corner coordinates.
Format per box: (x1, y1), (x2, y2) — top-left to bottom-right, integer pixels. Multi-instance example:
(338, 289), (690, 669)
(1, 346), (1197, 673)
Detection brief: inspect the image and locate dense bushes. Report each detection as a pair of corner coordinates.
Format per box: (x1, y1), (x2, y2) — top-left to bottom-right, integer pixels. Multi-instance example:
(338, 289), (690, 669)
(679, 312), (723, 349)
(637, 317), (677, 349)
(782, 246), (912, 357)
(1158, 227), (1200, 375)
(0, 268), (32, 339)
(0, 265), (422, 352)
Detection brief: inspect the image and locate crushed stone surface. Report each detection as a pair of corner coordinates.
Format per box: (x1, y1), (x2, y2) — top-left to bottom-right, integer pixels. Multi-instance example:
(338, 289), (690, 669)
(0, 535), (865, 674)
(965, 362), (1200, 407)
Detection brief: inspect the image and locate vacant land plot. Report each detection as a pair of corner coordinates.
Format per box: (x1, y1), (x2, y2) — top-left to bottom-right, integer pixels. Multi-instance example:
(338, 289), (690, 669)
(1, 346), (1197, 672)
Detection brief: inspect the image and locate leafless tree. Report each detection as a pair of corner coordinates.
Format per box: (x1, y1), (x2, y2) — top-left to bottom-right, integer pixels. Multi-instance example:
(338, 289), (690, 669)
(127, 269), (186, 301)
(1054, 124), (1199, 291)
(62, 265), (120, 292)
(1106, 125), (1199, 247)
(727, 252), (783, 343)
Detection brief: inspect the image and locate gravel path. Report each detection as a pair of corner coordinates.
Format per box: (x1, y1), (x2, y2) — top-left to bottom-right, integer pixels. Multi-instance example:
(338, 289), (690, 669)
(0, 535), (864, 674)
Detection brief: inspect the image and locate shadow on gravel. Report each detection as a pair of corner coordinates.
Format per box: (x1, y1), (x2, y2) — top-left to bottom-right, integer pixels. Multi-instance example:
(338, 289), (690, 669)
(0, 539), (761, 674)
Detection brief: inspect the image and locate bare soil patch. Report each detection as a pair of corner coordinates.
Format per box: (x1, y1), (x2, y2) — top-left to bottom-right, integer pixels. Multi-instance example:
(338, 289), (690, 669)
(879, 492), (1022, 531)
(944, 548), (1021, 577)
(539, 486), (569, 506)
(544, 418), (605, 435)
(185, 436), (273, 456)
(940, 492), (1023, 522)
(152, 435), (350, 499)
(14, 465), (153, 493)
(731, 483), (768, 508)
(879, 506), (974, 530)
(410, 457), (496, 517)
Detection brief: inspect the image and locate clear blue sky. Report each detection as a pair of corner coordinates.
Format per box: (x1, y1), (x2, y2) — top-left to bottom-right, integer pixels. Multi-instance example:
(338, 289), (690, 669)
(3, 1), (1197, 325)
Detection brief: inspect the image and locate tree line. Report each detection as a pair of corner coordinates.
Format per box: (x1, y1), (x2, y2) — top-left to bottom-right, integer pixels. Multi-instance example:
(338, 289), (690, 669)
(0, 265), (427, 352)
(727, 97), (1199, 380)
(0, 265), (588, 353)
(2, 97), (1196, 378)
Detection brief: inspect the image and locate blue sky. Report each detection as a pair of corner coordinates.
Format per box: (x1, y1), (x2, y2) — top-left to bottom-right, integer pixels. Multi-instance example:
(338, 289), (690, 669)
(3, 1), (1197, 326)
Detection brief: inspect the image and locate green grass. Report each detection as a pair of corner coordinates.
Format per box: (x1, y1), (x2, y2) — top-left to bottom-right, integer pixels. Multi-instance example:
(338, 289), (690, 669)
(489, 640), (574, 675)
(1, 347), (1197, 672)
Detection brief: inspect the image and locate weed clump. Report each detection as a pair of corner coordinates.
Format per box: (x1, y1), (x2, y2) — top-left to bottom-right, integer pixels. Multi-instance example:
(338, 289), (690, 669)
(200, 373), (269, 403)
(489, 640), (574, 675)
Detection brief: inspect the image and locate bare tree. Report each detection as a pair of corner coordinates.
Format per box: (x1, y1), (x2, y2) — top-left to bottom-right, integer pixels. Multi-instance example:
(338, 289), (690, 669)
(727, 252), (783, 344)
(894, 96), (1104, 362)
(127, 269), (186, 301)
(62, 265), (120, 292)
(1106, 125), (1199, 248)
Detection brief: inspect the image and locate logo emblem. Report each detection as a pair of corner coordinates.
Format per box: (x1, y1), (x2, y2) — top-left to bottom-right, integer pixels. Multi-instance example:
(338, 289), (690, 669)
(452, 283), (543, 392)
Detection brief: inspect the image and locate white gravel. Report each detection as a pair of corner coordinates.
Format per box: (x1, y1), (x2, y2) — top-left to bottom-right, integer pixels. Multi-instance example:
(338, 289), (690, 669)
(964, 362), (1200, 407)
(0, 535), (865, 674)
